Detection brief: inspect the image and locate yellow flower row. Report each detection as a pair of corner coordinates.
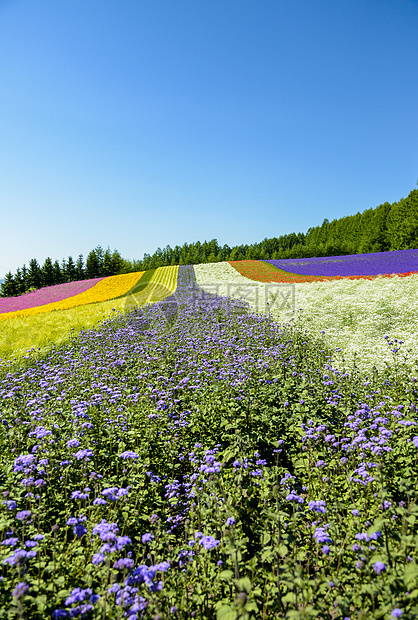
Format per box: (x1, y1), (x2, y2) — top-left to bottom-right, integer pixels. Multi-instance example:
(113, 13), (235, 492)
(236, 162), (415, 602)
(0, 272), (145, 322)
(123, 266), (179, 310)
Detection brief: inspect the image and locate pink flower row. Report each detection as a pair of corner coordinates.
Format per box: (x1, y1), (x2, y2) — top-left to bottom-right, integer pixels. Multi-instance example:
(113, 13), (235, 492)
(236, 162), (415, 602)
(0, 278), (106, 315)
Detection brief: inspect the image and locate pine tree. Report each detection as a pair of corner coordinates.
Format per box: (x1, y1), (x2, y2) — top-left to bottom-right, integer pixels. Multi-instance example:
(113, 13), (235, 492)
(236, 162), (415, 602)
(75, 255), (85, 280)
(0, 272), (17, 297)
(86, 248), (101, 278)
(53, 260), (63, 284)
(65, 257), (76, 282)
(21, 265), (28, 293)
(14, 268), (24, 295)
(27, 259), (42, 290)
(61, 258), (68, 283)
(103, 248), (113, 276)
(41, 257), (55, 287)
(110, 249), (124, 274)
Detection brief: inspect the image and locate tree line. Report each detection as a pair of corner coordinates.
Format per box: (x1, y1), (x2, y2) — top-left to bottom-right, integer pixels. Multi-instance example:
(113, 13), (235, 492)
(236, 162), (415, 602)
(0, 246), (133, 297)
(132, 188), (418, 269)
(2, 188), (417, 297)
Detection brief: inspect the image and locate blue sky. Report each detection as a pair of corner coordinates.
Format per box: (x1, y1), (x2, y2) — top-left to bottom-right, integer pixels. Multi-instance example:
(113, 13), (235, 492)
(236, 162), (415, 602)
(0, 0), (417, 276)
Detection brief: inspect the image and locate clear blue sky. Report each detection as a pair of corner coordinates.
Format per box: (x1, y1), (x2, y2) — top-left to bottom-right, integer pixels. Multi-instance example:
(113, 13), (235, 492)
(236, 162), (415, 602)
(0, 0), (417, 276)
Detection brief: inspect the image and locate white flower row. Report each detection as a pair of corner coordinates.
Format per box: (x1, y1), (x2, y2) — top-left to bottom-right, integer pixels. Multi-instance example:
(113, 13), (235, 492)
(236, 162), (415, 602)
(193, 262), (418, 373)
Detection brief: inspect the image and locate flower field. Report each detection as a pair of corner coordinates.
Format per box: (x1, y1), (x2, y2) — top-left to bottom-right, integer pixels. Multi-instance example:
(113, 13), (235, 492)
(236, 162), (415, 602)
(0, 267), (178, 366)
(194, 262), (418, 373)
(263, 248), (418, 277)
(1, 265), (418, 619)
(0, 273), (145, 322)
(0, 279), (106, 315)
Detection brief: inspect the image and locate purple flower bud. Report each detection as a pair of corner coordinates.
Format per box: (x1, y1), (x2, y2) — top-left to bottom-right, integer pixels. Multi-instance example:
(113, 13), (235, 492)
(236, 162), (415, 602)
(373, 561), (386, 574)
(142, 533), (153, 543)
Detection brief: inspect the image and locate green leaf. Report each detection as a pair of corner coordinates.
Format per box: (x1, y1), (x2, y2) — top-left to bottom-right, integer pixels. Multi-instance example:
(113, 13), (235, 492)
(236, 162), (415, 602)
(277, 543), (288, 558)
(57, 590), (71, 599)
(217, 606), (238, 620)
(261, 547), (274, 563)
(219, 570), (234, 581)
(404, 562), (418, 588)
(234, 577), (251, 593)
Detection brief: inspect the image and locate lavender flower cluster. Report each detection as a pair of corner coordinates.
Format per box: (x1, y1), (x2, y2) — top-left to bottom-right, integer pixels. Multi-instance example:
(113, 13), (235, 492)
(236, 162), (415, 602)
(264, 248), (418, 276)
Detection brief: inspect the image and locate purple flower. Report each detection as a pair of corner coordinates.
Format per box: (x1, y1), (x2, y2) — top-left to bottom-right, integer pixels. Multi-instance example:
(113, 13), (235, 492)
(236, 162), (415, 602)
(3, 500), (17, 511)
(113, 535), (131, 550)
(13, 454), (35, 472)
(92, 553), (105, 565)
(93, 498), (107, 506)
(286, 491), (304, 503)
(373, 561), (386, 574)
(65, 587), (98, 605)
(66, 439), (80, 448)
(12, 582), (29, 599)
(113, 558), (135, 570)
(351, 509), (360, 516)
(391, 610), (403, 618)
(226, 517), (235, 526)
(73, 524), (87, 538)
(264, 250), (418, 277)
(16, 510), (31, 521)
(71, 490), (89, 500)
(3, 549), (29, 565)
(73, 449), (93, 461)
(153, 561), (170, 572)
(1, 538), (19, 546)
(322, 545), (330, 555)
(199, 536), (220, 550)
(92, 519), (119, 541)
(142, 533), (153, 543)
(313, 527), (333, 544)
(119, 451), (139, 459)
(308, 500), (326, 514)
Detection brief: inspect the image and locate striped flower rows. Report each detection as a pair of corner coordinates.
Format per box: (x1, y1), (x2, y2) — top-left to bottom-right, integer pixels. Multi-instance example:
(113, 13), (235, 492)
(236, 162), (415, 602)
(229, 259), (417, 284)
(0, 267), (180, 365)
(0, 272), (145, 322)
(0, 279), (106, 315)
